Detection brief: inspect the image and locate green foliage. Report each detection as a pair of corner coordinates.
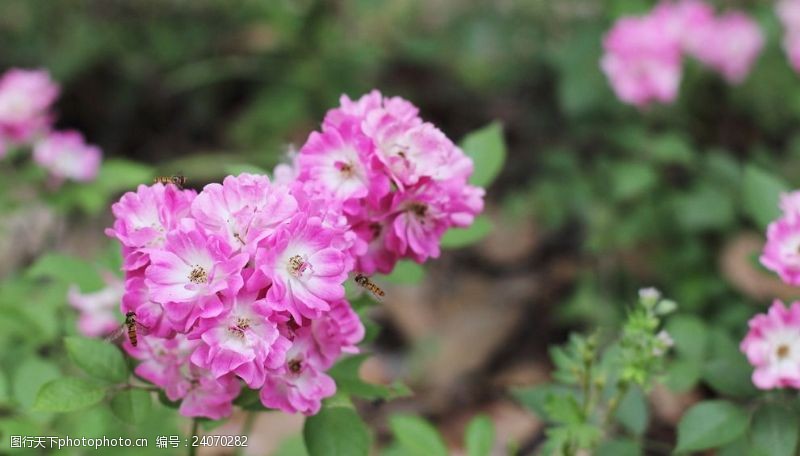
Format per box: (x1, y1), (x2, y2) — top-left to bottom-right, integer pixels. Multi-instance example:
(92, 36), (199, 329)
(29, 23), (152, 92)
(741, 164), (790, 230)
(675, 400), (749, 453)
(465, 415), (494, 456)
(65, 337), (129, 384)
(388, 414), (449, 456)
(459, 122), (506, 188)
(110, 389), (152, 425)
(328, 354), (411, 400)
(33, 378), (107, 412)
(750, 403), (800, 456)
(303, 396), (371, 456)
(515, 290), (674, 455)
(440, 215), (492, 249)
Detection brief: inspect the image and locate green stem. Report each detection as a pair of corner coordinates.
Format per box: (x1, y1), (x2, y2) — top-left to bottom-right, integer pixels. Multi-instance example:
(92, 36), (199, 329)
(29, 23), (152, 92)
(188, 419), (199, 456)
(581, 357), (593, 418)
(604, 382), (630, 431)
(234, 412), (256, 456)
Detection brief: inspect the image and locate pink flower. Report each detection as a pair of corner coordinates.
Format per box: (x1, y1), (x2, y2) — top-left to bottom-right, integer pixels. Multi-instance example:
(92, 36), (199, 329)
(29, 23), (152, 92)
(384, 180), (483, 263)
(105, 183), (196, 271)
(311, 300), (365, 368)
(253, 215), (349, 321)
(179, 371), (241, 420)
(259, 328), (336, 415)
(653, 0), (715, 52)
(32, 130), (101, 183)
(190, 287), (290, 388)
(67, 272), (124, 337)
(363, 114), (468, 188)
(191, 173), (297, 255)
(130, 334), (240, 419)
(741, 300), (800, 389)
(121, 273), (175, 339)
(145, 219), (248, 331)
(130, 334), (199, 401)
(297, 121), (390, 206)
(322, 90), (421, 132)
(686, 12), (764, 84)
(761, 192), (800, 285)
(600, 14), (683, 107)
(761, 217), (800, 285)
(0, 68), (58, 149)
(778, 0), (800, 72)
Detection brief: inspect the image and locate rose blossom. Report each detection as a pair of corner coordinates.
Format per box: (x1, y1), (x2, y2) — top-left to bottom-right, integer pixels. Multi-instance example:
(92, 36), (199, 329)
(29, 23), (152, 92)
(741, 300), (800, 389)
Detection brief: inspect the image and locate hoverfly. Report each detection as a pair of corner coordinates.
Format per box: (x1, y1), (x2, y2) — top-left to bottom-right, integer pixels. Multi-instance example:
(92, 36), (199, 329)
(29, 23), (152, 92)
(105, 312), (149, 347)
(354, 274), (385, 302)
(153, 172), (187, 189)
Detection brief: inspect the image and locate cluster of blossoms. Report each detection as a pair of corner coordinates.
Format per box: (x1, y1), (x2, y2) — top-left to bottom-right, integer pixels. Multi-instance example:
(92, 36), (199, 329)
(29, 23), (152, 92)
(99, 91), (484, 419)
(0, 68), (101, 183)
(601, 0), (764, 107)
(743, 192), (800, 388)
(778, 0), (800, 73)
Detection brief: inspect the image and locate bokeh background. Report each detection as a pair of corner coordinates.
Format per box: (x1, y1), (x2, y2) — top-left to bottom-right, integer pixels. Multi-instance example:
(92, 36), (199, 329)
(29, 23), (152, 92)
(1, 0), (797, 454)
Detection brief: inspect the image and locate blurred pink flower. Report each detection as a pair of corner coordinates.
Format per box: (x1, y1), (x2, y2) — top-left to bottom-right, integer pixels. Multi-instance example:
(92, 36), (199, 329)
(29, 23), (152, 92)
(0, 68), (58, 153)
(32, 130), (101, 183)
(67, 272), (124, 338)
(600, 14), (683, 107)
(761, 191), (800, 286)
(741, 300), (800, 389)
(778, 0), (800, 72)
(686, 11), (763, 84)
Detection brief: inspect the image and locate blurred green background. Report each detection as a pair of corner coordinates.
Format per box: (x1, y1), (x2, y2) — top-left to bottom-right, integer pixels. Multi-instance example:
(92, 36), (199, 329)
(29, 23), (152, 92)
(1, 0), (799, 454)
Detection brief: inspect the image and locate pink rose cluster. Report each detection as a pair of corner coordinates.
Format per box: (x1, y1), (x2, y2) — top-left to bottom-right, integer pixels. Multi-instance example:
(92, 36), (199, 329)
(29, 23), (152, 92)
(743, 192), (800, 389)
(104, 91), (484, 419)
(0, 68), (101, 183)
(601, 0), (764, 107)
(777, 0), (800, 73)
(291, 90), (485, 273)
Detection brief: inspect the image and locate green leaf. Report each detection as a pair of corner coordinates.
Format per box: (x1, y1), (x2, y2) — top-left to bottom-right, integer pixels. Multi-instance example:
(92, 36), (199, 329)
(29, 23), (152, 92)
(389, 414), (448, 456)
(328, 355), (411, 400)
(110, 389), (152, 424)
(459, 122), (506, 188)
(224, 163), (269, 176)
(664, 358), (701, 392)
(666, 315), (708, 362)
(382, 261), (425, 284)
(65, 336), (129, 383)
(440, 216), (492, 249)
(596, 438), (641, 456)
(303, 398), (370, 456)
(649, 133), (694, 165)
(12, 358), (61, 410)
(511, 384), (574, 419)
(274, 435), (309, 456)
(750, 404), (799, 456)
(26, 254), (104, 291)
(96, 159), (155, 194)
(33, 378), (107, 412)
(610, 162), (658, 201)
(741, 164), (789, 229)
(675, 400), (749, 453)
(615, 387), (648, 435)
(465, 415), (494, 456)
(702, 355), (758, 398)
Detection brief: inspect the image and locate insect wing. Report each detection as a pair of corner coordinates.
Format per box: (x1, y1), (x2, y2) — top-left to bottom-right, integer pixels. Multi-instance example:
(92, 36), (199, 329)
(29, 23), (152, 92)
(134, 320), (151, 336)
(104, 323), (128, 344)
